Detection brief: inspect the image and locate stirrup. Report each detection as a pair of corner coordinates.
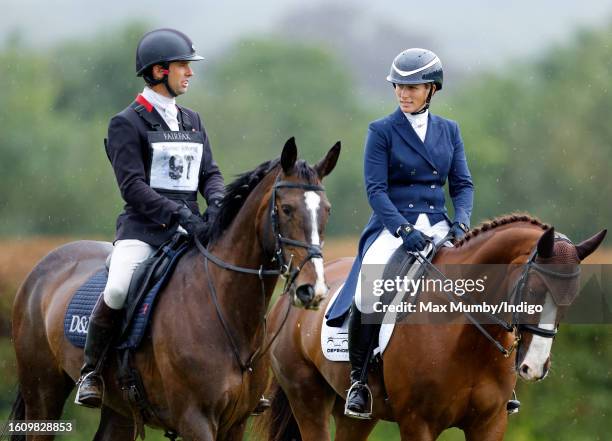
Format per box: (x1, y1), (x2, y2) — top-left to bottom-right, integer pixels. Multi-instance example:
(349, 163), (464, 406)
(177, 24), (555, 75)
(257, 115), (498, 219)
(344, 382), (373, 419)
(507, 390), (520, 415)
(74, 371), (105, 406)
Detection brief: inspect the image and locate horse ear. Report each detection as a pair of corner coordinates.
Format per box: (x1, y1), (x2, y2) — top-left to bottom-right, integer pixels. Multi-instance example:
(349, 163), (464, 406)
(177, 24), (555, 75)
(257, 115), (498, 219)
(575, 229), (607, 261)
(315, 141), (341, 179)
(281, 137), (298, 174)
(537, 227), (555, 258)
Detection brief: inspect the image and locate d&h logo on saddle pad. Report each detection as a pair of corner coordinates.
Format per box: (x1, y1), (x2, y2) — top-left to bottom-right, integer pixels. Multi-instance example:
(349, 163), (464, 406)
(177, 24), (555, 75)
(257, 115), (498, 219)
(64, 242), (188, 349)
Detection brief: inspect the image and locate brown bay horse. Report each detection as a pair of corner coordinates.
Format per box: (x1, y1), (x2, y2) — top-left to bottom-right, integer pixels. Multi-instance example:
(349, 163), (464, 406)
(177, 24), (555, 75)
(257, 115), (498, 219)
(256, 215), (606, 441)
(7, 137), (340, 441)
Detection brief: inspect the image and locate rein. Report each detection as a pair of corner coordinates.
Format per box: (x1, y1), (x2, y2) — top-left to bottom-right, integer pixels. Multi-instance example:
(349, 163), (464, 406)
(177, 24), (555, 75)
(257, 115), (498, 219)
(414, 234), (580, 357)
(194, 175), (325, 372)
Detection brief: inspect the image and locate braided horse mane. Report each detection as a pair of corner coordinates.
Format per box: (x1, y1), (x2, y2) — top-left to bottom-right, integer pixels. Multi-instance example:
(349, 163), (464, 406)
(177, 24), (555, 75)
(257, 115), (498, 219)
(453, 213), (550, 247)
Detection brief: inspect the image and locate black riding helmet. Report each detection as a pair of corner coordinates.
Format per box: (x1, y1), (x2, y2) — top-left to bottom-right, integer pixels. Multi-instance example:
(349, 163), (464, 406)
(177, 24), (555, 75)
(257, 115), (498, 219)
(387, 48), (443, 114)
(136, 28), (204, 97)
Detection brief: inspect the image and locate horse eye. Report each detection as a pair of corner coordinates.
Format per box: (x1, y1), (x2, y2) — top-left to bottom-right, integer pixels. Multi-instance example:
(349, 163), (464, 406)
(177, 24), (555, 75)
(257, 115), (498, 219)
(281, 204), (293, 216)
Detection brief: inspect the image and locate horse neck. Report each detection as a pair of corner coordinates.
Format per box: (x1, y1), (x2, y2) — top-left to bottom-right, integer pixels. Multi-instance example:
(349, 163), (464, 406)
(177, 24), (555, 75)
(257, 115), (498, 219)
(447, 223), (546, 356)
(449, 222), (546, 264)
(206, 173), (278, 342)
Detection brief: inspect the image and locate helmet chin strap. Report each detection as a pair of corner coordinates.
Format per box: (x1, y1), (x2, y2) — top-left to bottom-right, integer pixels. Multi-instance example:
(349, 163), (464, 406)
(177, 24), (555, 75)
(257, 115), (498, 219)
(144, 63), (178, 97)
(161, 68), (178, 98)
(411, 85), (435, 115)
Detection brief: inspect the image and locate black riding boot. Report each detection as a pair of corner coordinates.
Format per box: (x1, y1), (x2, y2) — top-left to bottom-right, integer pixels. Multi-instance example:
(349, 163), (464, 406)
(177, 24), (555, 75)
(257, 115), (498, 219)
(345, 303), (379, 419)
(74, 296), (122, 408)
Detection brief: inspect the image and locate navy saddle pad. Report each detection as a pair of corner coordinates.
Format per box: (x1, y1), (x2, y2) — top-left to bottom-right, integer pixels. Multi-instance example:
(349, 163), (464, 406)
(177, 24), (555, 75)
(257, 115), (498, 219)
(64, 243), (188, 350)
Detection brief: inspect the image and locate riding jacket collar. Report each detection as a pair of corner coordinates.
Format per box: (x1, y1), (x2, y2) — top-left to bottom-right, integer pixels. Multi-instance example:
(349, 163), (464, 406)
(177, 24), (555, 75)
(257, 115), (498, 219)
(142, 87), (179, 131)
(391, 107), (441, 170)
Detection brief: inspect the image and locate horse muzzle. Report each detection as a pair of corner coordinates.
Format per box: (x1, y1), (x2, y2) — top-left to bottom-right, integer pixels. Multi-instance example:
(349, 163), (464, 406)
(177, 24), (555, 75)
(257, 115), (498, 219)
(291, 283), (327, 310)
(518, 357), (551, 382)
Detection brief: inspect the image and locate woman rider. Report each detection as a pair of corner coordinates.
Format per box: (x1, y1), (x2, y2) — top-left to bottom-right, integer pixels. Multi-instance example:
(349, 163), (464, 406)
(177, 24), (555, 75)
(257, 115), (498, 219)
(342, 48), (474, 419)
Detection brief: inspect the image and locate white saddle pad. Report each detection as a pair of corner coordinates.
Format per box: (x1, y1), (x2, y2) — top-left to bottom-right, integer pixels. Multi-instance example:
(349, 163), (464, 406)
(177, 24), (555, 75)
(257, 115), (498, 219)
(321, 214), (452, 362)
(321, 284), (395, 362)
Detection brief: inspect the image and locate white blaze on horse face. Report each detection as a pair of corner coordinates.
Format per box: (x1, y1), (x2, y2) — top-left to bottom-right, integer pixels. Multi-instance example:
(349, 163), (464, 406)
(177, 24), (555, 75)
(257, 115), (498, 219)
(520, 293), (557, 381)
(304, 191), (327, 297)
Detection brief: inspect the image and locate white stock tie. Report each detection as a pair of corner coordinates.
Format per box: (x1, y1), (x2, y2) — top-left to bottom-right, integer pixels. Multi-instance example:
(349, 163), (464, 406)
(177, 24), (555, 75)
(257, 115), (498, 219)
(164, 105), (179, 131)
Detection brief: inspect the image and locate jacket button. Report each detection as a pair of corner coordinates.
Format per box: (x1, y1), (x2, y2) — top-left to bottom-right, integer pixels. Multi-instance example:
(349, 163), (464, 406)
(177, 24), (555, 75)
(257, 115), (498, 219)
(409, 204), (414, 208)
(433, 170), (438, 175)
(430, 184), (436, 189)
(429, 205), (435, 210)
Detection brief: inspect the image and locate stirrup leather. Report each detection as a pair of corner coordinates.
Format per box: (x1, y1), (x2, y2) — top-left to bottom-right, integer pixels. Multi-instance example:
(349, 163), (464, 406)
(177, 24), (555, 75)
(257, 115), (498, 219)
(344, 382), (373, 419)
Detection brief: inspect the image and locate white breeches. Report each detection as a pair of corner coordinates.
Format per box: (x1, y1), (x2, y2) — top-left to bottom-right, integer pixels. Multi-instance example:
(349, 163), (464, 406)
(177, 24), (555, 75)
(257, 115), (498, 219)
(103, 239), (156, 310)
(355, 214), (451, 311)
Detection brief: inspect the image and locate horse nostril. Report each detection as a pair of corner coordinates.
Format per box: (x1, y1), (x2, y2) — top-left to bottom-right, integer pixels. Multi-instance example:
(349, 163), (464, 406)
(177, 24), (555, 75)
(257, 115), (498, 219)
(520, 364), (530, 375)
(296, 284), (315, 305)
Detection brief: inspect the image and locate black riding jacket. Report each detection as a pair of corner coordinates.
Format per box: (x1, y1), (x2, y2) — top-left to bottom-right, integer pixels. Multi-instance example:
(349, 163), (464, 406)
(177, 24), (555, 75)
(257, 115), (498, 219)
(105, 95), (225, 246)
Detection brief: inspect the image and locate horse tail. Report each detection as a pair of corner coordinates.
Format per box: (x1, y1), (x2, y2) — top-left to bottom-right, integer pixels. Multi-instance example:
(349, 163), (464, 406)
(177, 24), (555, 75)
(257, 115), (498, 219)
(1, 385), (26, 441)
(252, 379), (301, 441)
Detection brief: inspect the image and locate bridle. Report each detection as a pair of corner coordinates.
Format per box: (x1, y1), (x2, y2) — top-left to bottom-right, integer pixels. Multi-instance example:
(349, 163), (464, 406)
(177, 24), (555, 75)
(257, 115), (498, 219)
(194, 173), (325, 372)
(508, 238), (580, 339)
(415, 235), (581, 359)
(269, 176), (325, 292)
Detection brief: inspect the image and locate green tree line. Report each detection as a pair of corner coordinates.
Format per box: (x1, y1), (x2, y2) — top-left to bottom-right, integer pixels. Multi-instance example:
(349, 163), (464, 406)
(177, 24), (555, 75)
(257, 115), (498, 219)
(1, 23), (610, 241)
(0, 21), (610, 441)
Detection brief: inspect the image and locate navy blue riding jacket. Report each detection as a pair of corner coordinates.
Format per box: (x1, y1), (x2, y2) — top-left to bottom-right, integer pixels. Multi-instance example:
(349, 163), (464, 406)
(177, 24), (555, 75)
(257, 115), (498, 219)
(326, 107), (474, 326)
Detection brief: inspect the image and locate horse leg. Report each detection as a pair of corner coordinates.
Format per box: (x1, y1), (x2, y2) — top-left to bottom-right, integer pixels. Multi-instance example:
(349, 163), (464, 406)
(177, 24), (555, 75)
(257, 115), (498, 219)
(19, 369), (73, 441)
(280, 370), (336, 441)
(398, 417), (439, 441)
(175, 407), (217, 441)
(218, 418), (247, 441)
(332, 399), (378, 441)
(463, 409), (508, 441)
(92, 406), (135, 441)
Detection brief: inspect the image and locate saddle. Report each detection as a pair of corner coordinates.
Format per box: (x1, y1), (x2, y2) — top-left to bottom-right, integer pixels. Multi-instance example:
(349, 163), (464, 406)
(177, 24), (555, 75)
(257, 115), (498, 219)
(64, 233), (189, 349)
(371, 242), (435, 325)
(114, 233), (189, 440)
(64, 233), (189, 440)
(118, 232), (189, 348)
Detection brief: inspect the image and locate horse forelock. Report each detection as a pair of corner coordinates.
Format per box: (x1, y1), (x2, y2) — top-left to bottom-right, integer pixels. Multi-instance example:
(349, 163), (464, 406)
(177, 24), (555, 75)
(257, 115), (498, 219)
(453, 213), (550, 249)
(205, 158), (319, 245)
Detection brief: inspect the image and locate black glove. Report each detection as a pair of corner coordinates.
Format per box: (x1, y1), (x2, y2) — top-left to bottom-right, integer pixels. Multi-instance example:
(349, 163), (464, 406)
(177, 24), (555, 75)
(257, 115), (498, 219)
(397, 224), (429, 252)
(202, 197), (223, 224)
(175, 206), (206, 238)
(449, 222), (468, 240)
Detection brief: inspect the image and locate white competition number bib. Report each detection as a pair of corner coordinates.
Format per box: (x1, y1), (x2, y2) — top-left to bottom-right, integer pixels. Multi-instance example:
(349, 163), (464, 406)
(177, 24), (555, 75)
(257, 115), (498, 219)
(148, 131), (205, 192)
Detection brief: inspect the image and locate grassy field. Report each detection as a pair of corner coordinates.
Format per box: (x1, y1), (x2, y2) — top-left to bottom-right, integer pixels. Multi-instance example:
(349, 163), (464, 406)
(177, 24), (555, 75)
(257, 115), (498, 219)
(0, 237), (441, 440)
(0, 237), (609, 440)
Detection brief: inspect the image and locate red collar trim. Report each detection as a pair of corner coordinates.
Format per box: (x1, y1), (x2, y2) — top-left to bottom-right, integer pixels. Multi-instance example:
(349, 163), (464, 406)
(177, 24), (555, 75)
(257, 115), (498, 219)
(135, 94), (153, 112)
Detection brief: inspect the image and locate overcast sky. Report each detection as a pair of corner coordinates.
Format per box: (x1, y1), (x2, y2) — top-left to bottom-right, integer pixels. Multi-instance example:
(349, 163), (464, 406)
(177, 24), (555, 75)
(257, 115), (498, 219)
(4, 0), (612, 69)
